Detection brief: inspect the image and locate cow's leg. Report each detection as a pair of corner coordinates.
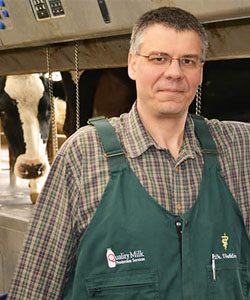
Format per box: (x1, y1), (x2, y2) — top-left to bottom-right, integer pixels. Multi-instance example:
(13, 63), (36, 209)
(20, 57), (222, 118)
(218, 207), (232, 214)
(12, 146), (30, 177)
(8, 147), (16, 187)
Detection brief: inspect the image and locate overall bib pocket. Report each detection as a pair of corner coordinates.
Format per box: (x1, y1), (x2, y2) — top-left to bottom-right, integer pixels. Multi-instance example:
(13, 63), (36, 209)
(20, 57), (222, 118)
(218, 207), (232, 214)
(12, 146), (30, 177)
(207, 259), (249, 300)
(85, 270), (159, 299)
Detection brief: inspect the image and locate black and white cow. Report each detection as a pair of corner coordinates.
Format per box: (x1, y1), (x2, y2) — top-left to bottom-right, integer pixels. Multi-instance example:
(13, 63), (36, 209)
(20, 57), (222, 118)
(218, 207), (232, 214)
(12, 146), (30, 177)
(0, 73), (51, 203)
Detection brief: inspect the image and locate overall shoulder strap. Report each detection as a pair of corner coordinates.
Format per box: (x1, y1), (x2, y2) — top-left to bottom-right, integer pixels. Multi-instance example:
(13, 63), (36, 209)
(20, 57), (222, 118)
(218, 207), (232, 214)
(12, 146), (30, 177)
(88, 116), (128, 172)
(191, 114), (220, 167)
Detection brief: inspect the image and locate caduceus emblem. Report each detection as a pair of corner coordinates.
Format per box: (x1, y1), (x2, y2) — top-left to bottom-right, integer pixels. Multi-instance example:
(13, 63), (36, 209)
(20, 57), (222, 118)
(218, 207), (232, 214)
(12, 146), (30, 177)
(221, 233), (229, 250)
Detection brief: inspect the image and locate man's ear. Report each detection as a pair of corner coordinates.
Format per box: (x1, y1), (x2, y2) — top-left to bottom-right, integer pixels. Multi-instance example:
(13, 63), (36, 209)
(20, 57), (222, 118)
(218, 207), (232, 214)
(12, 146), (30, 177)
(127, 52), (136, 80)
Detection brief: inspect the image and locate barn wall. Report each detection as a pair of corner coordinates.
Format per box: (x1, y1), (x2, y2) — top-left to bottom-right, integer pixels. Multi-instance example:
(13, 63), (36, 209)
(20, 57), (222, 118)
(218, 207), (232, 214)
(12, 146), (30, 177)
(1, 0), (250, 50)
(0, 0), (249, 75)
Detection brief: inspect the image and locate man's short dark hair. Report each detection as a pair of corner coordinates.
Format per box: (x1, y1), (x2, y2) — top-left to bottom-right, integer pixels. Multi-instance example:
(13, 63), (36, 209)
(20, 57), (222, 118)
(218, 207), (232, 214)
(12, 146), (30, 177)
(130, 6), (208, 59)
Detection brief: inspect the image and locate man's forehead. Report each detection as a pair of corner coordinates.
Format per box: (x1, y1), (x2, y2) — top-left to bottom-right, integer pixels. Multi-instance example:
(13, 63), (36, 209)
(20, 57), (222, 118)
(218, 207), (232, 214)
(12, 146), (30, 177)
(140, 25), (202, 53)
(142, 23), (199, 38)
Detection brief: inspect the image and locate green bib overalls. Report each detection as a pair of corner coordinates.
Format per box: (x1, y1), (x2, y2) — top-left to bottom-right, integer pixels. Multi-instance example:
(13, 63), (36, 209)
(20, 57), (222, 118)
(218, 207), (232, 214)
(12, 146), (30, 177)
(63, 116), (250, 299)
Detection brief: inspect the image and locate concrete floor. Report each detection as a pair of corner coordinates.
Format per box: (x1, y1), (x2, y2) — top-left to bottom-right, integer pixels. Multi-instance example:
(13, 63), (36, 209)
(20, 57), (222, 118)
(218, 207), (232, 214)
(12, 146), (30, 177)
(0, 145), (33, 221)
(0, 145), (34, 293)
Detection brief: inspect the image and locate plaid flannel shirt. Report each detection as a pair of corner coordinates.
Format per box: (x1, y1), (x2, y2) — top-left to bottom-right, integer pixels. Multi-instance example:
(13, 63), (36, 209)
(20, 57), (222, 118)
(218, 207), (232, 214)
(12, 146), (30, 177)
(8, 103), (250, 299)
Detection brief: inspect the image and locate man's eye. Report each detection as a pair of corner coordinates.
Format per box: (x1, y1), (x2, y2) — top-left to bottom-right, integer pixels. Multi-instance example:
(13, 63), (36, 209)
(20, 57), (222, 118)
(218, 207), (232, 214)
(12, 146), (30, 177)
(181, 58), (195, 65)
(149, 55), (167, 63)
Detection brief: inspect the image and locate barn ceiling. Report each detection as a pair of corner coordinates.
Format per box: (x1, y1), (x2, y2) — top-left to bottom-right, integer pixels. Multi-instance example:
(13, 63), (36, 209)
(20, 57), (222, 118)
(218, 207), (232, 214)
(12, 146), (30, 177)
(0, 0), (250, 75)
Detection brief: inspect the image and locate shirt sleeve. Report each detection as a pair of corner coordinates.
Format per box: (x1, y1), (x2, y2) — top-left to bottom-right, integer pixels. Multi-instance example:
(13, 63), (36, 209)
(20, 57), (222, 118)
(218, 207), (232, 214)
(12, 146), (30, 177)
(208, 120), (250, 235)
(8, 143), (82, 299)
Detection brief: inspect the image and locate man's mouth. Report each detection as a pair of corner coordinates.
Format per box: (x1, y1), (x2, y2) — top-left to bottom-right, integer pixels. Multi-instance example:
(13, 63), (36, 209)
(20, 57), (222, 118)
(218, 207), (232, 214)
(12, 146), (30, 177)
(158, 88), (183, 93)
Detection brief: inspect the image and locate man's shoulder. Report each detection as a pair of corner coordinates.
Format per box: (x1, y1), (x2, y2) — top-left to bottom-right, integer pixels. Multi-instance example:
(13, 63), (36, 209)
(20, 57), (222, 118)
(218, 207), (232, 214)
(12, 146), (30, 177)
(204, 117), (250, 144)
(205, 117), (250, 132)
(58, 114), (127, 155)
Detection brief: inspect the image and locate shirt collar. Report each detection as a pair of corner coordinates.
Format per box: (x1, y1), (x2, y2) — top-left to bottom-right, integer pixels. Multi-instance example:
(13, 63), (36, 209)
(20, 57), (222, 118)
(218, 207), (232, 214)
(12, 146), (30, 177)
(178, 115), (203, 163)
(120, 102), (156, 158)
(121, 103), (202, 159)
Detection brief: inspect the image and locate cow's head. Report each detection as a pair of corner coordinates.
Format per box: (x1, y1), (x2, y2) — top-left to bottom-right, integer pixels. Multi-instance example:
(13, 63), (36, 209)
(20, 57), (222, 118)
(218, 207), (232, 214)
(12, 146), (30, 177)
(0, 73), (51, 202)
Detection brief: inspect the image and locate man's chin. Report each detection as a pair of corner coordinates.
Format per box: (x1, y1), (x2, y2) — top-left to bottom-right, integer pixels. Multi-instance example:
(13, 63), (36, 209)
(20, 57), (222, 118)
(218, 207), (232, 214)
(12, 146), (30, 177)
(155, 91), (185, 101)
(154, 103), (188, 118)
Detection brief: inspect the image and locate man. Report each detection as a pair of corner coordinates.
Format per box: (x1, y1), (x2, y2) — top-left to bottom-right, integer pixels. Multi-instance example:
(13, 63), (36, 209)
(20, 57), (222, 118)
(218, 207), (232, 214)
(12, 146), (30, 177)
(8, 6), (250, 299)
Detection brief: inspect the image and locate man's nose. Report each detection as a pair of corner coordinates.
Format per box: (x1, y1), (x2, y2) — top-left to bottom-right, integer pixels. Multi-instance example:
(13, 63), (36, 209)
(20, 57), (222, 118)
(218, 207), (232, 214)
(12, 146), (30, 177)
(163, 59), (184, 79)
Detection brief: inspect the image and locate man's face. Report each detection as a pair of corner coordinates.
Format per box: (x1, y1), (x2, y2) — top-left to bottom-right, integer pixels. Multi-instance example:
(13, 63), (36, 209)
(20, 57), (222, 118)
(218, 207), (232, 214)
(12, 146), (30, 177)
(128, 24), (204, 119)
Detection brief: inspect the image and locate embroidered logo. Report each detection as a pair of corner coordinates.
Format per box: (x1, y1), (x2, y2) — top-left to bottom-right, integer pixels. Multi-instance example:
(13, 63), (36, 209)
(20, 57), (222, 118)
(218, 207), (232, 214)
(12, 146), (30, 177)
(106, 248), (145, 268)
(106, 248), (116, 268)
(221, 233), (229, 251)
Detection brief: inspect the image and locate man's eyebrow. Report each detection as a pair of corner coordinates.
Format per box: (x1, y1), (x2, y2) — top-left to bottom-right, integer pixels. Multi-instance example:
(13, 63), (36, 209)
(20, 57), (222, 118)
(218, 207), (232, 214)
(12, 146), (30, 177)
(147, 51), (169, 55)
(181, 54), (201, 58)
(147, 51), (201, 58)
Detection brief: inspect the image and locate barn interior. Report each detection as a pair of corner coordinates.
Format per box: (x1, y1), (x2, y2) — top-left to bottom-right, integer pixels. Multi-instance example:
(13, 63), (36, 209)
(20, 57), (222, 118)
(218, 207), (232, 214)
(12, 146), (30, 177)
(0, 0), (250, 294)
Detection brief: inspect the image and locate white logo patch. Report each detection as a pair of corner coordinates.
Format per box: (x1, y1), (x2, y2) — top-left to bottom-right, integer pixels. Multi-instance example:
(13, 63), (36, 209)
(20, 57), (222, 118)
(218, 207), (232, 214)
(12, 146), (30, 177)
(106, 248), (146, 268)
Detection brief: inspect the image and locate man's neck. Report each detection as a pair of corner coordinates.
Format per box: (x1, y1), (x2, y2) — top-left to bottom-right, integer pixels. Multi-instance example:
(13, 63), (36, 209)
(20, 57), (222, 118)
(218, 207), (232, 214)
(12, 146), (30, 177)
(137, 107), (187, 160)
